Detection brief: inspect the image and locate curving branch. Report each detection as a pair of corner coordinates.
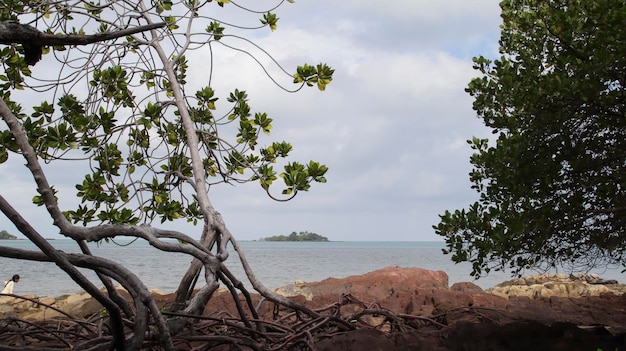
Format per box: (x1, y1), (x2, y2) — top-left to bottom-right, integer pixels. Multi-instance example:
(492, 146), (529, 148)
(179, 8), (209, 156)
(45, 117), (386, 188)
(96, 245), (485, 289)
(0, 95), (175, 350)
(0, 0), (333, 348)
(0, 20), (166, 65)
(0, 193), (129, 350)
(0, 235), (174, 350)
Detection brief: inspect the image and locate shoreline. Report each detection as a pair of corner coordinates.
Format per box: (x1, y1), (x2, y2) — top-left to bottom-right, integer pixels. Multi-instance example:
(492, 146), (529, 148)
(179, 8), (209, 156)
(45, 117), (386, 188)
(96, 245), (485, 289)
(3, 268), (626, 351)
(5, 266), (626, 301)
(3, 241), (625, 297)
(0, 266), (626, 299)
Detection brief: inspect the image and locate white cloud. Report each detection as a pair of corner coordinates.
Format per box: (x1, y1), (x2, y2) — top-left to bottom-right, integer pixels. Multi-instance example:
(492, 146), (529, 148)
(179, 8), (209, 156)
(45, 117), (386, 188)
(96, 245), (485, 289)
(339, 0), (498, 21)
(1, 0), (503, 242)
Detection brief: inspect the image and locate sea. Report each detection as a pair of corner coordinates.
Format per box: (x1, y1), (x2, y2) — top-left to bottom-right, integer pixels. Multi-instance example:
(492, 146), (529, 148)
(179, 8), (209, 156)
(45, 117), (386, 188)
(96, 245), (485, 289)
(0, 240), (624, 297)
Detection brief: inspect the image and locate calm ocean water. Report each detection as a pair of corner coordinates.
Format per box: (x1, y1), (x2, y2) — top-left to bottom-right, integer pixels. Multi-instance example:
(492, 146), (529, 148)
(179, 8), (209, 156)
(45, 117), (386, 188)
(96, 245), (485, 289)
(0, 240), (623, 297)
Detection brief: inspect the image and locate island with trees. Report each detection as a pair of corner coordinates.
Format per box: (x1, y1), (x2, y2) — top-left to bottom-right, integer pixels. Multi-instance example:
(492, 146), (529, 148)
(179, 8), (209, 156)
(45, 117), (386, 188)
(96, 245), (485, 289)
(0, 230), (17, 240)
(1, 0), (624, 349)
(260, 231), (329, 242)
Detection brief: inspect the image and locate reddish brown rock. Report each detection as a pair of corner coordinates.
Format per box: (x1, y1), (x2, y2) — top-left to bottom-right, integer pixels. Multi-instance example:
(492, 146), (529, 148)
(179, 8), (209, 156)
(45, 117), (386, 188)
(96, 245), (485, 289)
(502, 294), (626, 329)
(444, 320), (622, 351)
(450, 281), (483, 293)
(275, 266), (448, 301)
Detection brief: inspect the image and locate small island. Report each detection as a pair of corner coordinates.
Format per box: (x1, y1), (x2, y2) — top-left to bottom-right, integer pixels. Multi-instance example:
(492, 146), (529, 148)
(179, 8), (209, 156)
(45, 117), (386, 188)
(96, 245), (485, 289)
(0, 230), (18, 240)
(260, 231), (329, 242)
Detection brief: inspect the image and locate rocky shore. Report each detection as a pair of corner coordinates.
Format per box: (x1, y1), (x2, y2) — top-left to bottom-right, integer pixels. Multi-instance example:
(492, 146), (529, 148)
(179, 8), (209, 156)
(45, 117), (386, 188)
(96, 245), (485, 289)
(1, 266), (625, 350)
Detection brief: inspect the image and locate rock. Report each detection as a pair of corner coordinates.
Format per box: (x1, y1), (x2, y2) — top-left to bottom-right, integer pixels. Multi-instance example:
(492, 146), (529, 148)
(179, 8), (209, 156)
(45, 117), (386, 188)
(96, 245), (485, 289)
(570, 273), (619, 285)
(0, 300), (17, 318)
(24, 292), (104, 320)
(445, 320), (616, 351)
(271, 269), (626, 332)
(450, 282), (483, 293)
(0, 295), (42, 319)
(0, 286), (172, 321)
(2, 268), (626, 343)
(315, 328), (400, 351)
(274, 266), (449, 301)
(488, 273), (625, 299)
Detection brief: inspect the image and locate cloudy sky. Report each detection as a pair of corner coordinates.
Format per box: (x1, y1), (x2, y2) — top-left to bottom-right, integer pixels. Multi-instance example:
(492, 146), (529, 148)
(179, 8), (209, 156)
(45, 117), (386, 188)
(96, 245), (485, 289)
(0, 0), (502, 241)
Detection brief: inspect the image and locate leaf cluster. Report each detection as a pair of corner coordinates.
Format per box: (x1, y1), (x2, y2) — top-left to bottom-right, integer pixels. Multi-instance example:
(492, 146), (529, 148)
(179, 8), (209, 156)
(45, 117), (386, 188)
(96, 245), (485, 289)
(294, 63), (335, 91)
(435, 0), (626, 277)
(0, 0), (333, 227)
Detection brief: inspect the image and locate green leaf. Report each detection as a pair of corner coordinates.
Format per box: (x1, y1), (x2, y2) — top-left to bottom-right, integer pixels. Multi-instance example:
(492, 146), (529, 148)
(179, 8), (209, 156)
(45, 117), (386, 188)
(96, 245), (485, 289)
(260, 12), (279, 31)
(436, 0), (626, 277)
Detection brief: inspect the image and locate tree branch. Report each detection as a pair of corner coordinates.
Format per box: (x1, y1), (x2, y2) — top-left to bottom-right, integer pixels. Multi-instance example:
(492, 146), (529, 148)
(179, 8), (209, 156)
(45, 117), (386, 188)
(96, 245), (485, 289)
(0, 20), (166, 65)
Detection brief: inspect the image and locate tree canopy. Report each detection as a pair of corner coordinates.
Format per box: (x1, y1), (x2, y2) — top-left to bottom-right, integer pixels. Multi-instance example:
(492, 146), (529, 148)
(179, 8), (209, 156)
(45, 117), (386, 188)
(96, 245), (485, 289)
(0, 0), (333, 349)
(434, 0), (626, 277)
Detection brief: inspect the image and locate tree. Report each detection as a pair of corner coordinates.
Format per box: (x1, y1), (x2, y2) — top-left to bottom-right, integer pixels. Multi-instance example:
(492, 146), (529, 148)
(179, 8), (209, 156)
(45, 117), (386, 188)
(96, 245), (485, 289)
(0, 229), (17, 240)
(0, 0), (332, 349)
(434, 0), (626, 278)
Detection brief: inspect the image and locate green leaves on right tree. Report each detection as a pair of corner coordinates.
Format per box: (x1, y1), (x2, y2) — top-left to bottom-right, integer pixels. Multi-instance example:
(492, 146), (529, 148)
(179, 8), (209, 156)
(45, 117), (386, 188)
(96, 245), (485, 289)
(435, 0), (626, 277)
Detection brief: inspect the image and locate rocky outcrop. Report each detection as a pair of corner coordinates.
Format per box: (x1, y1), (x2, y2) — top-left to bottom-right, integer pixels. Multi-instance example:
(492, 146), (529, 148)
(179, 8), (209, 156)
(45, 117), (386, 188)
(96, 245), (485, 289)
(2, 267), (625, 351)
(0, 295), (39, 318)
(2, 267), (625, 331)
(272, 267), (626, 330)
(0, 288), (166, 320)
(488, 273), (626, 299)
(269, 267), (626, 350)
(274, 266), (449, 301)
(316, 321), (624, 351)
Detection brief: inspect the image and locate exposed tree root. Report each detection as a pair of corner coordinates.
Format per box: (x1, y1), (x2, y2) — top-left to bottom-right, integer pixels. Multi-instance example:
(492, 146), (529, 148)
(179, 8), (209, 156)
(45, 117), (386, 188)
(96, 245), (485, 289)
(0, 294), (449, 350)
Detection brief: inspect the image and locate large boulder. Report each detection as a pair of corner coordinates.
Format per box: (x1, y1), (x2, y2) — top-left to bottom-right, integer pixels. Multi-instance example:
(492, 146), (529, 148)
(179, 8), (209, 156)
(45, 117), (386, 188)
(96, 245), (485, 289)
(503, 293), (626, 328)
(272, 267), (519, 319)
(272, 268), (626, 330)
(20, 292), (104, 320)
(0, 294), (43, 319)
(274, 266), (449, 301)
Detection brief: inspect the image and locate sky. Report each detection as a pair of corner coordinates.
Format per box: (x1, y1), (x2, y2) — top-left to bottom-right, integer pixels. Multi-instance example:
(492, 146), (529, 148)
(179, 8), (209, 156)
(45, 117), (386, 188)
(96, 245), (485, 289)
(0, 0), (503, 241)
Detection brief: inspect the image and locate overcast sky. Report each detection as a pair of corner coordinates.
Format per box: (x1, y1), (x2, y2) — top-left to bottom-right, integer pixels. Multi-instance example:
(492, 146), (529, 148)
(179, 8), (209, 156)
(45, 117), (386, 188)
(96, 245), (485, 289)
(0, 0), (502, 241)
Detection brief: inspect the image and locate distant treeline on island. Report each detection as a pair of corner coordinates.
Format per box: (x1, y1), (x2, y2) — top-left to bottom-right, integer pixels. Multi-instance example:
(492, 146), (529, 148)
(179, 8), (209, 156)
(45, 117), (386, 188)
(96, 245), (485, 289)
(0, 230), (18, 240)
(260, 231), (329, 242)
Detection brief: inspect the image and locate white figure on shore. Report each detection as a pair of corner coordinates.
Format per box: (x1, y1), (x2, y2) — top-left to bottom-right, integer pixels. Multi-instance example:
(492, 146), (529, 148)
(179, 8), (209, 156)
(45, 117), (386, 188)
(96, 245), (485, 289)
(1, 274), (20, 294)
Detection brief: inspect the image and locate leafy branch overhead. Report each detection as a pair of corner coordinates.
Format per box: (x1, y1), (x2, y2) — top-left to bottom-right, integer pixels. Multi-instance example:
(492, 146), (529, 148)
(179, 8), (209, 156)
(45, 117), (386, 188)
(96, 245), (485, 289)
(0, 4), (334, 226)
(294, 63), (335, 91)
(0, 0), (334, 349)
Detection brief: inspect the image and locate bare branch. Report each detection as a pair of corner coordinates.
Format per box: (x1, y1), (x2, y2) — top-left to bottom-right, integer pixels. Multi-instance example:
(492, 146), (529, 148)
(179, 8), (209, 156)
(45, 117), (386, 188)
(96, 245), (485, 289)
(0, 20), (166, 65)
